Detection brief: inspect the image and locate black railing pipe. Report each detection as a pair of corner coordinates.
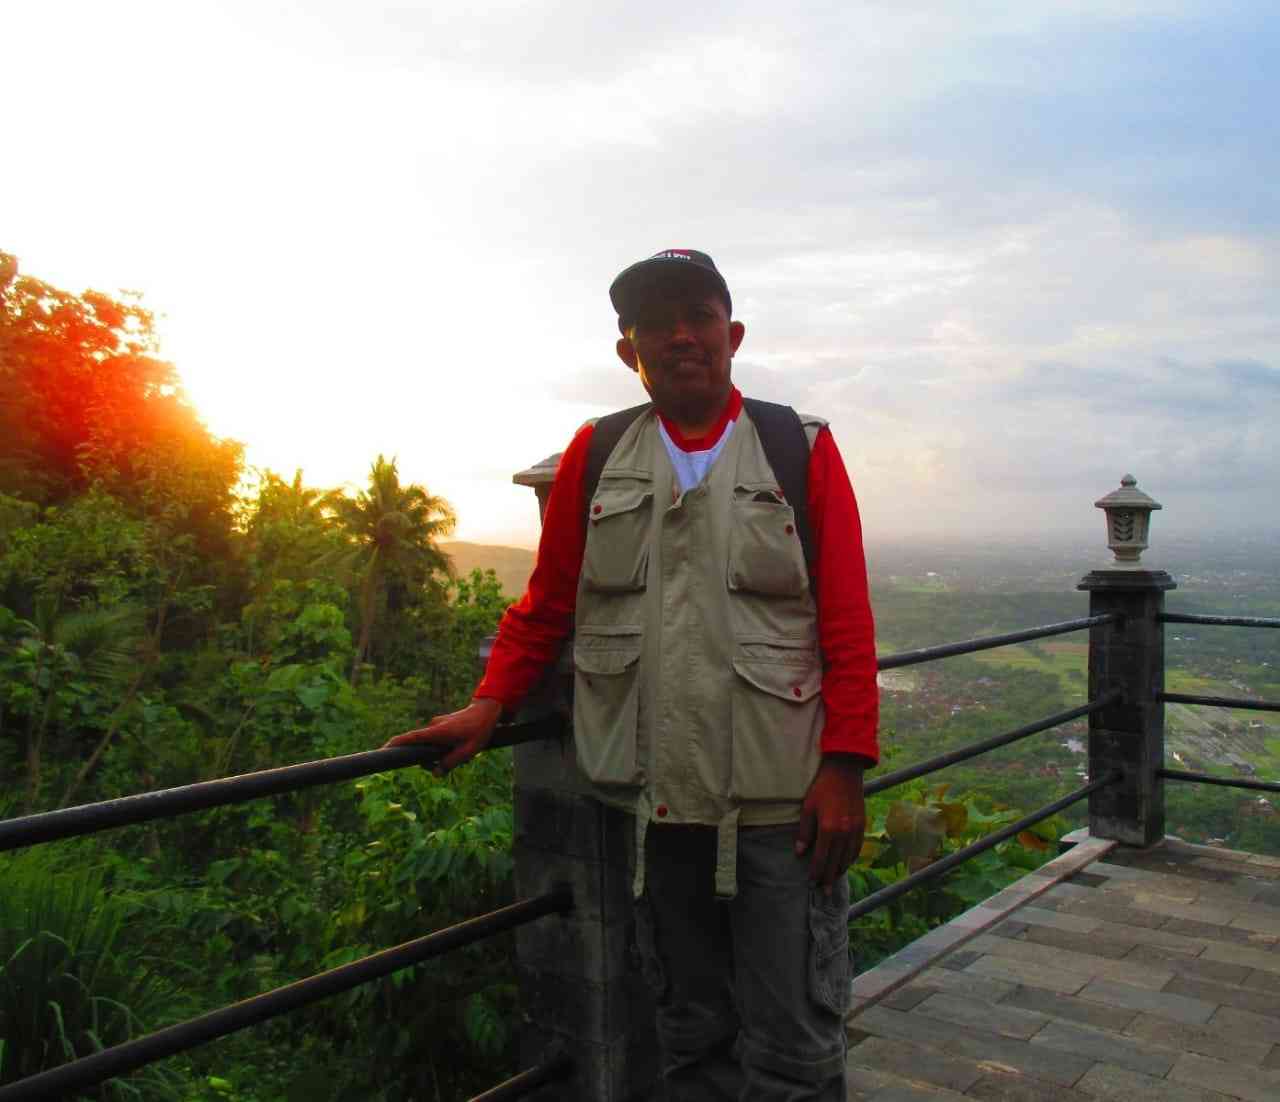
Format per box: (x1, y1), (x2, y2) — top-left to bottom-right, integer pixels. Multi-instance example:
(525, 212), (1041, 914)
(876, 614), (1119, 671)
(1158, 768), (1280, 794)
(469, 1053), (575, 1101)
(1160, 613), (1280, 629)
(0, 887), (574, 1102)
(1159, 692), (1279, 713)
(847, 772), (1121, 922)
(865, 692), (1119, 797)
(0, 716), (567, 853)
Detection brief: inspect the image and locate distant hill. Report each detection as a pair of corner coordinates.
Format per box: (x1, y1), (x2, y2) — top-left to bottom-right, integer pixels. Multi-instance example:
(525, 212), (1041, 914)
(442, 542), (536, 599)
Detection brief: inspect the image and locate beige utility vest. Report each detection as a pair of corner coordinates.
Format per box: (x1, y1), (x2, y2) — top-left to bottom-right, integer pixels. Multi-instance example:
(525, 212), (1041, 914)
(572, 405), (827, 897)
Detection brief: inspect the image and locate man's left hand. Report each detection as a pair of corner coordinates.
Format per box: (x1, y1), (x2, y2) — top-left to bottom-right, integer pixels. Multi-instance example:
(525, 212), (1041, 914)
(795, 756), (867, 894)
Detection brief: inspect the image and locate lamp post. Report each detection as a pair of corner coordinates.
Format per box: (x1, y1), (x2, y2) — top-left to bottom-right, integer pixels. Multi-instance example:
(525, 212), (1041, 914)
(1095, 474), (1162, 568)
(1080, 474), (1174, 848)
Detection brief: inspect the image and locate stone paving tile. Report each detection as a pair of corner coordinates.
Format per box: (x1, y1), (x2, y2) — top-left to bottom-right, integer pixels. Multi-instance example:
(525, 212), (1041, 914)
(1199, 940), (1280, 973)
(1125, 942), (1252, 984)
(1030, 1019), (1176, 1078)
(851, 961), (917, 1001)
(1018, 924), (1137, 960)
(965, 955), (1092, 995)
(938, 949), (982, 971)
(846, 1034), (985, 1093)
(1096, 873), (1202, 902)
(966, 933), (1175, 990)
(1068, 871), (1110, 889)
(1231, 909), (1280, 937)
(1122, 893), (1238, 926)
(1242, 969), (1280, 994)
(1170, 1052), (1280, 1102)
(1075, 978), (1217, 1025)
(1089, 861), (1167, 882)
(899, 966), (1017, 1003)
(1154, 861), (1237, 886)
(1252, 883), (1280, 907)
(879, 984), (938, 1012)
(1122, 1010), (1275, 1065)
(967, 1070), (1094, 1101)
(993, 919), (1031, 938)
(1074, 1062), (1236, 1102)
(1264, 1047), (1280, 1071)
(1084, 915), (1207, 955)
(854, 1006), (1094, 1087)
(1192, 880), (1274, 906)
(1172, 841), (1254, 862)
(1058, 897), (1168, 929)
(844, 1059), (972, 1101)
(1037, 882), (1100, 906)
(1011, 905), (1103, 934)
(865, 1085), (968, 1101)
(912, 991), (1051, 1040)
(1206, 1003), (1280, 1045)
(1164, 974), (1280, 1020)
(999, 984), (1138, 1032)
(1161, 916), (1280, 948)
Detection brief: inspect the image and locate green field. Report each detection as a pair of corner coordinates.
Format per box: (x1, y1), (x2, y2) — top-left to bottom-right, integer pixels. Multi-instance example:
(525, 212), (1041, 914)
(971, 641), (1087, 693)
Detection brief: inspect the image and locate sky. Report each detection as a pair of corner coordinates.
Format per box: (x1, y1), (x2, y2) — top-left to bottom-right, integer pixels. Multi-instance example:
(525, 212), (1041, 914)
(5, 1), (1277, 553)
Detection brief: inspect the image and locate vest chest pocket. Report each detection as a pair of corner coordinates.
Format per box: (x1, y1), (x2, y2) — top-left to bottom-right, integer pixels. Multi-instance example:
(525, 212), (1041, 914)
(583, 482), (653, 593)
(729, 640), (823, 801)
(727, 487), (809, 598)
(573, 628), (644, 786)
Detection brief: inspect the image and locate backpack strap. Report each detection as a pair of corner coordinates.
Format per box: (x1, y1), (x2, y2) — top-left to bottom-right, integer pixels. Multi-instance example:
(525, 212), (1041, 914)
(582, 402), (652, 526)
(741, 397), (816, 591)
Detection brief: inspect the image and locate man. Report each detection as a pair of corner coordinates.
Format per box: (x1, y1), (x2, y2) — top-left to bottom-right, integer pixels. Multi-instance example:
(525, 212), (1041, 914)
(388, 249), (879, 1101)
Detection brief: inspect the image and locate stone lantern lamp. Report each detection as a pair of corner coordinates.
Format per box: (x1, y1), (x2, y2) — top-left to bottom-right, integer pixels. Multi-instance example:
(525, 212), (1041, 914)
(1095, 474), (1162, 568)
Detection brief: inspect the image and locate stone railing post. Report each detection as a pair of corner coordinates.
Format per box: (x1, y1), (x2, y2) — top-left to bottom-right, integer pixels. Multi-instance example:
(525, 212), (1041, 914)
(500, 454), (658, 1101)
(1078, 476), (1175, 847)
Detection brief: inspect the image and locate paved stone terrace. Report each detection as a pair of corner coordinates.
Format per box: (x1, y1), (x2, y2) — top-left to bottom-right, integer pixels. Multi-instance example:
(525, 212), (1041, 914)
(845, 837), (1280, 1101)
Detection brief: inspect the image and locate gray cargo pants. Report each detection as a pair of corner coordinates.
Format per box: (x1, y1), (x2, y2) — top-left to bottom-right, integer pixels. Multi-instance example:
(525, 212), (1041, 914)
(633, 821), (850, 1101)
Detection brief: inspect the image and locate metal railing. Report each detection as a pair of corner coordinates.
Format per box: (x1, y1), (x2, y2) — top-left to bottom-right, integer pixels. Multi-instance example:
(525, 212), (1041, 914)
(849, 615), (1127, 920)
(1157, 609), (1280, 796)
(0, 717), (575, 1102)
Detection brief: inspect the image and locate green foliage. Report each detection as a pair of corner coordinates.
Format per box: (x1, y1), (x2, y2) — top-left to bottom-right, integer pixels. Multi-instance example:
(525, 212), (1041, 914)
(0, 849), (189, 1097)
(848, 783), (1063, 971)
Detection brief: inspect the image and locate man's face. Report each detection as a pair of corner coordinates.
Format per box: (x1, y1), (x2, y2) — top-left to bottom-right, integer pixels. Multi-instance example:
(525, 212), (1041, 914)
(615, 278), (746, 428)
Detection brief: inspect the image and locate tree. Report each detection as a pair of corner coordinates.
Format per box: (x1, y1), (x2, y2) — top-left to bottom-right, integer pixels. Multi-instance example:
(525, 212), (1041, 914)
(0, 250), (242, 548)
(324, 455), (456, 683)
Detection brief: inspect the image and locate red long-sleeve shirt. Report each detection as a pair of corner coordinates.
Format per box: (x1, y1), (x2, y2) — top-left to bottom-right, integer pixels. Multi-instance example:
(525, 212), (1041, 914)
(476, 389), (880, 763)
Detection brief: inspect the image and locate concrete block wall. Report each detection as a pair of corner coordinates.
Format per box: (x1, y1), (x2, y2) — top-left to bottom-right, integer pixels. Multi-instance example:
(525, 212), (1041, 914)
(510, 728), (658, 1100)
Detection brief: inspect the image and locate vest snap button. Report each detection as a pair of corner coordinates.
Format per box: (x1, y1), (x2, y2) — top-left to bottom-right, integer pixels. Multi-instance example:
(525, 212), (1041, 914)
(655, 804), (669, 818)
(785, 524), (794, 535)
(592, 504), (603, 515)
(792, 686), (802, 697)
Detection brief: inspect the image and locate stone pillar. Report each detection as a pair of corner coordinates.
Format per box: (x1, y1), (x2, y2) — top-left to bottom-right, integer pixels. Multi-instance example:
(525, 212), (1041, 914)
(506, 454), (658, 1101)
(1077, 569), (1176, 847)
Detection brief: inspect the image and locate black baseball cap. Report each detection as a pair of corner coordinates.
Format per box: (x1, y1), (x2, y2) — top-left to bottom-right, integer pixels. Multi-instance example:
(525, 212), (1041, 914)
(609, 249), (732, 324)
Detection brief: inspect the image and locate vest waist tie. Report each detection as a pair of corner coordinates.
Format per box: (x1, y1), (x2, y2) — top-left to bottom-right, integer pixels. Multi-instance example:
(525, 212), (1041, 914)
(632, 791), (653, 899)
(714, 808), (741, 899)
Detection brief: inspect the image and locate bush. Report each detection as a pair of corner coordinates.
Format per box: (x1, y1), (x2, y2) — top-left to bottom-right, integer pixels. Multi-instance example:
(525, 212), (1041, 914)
(0, 848), (191, 1098)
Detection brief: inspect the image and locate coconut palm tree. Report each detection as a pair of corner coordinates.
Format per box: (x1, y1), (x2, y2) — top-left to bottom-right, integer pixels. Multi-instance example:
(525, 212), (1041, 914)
(324, 455), (455, 683)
